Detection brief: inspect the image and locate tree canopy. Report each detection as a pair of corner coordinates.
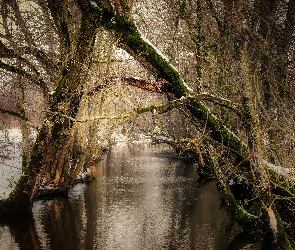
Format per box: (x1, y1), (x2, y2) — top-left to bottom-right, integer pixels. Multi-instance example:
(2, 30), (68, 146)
(1, 0), (295, 248)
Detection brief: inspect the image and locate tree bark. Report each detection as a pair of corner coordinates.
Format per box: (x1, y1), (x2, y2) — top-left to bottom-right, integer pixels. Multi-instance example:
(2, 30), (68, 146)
(0, 2), (96, 212)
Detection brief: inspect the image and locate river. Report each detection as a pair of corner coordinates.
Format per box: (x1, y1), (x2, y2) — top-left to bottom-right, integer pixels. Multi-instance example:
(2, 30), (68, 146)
(0, 141), (267, 249)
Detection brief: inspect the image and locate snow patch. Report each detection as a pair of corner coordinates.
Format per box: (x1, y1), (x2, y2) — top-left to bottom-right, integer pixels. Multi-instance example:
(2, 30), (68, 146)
(68, 183), (87, 200)
(90, 1), (98, 8)
(0, 128), (23, 199)
(263, 160), (293, 175)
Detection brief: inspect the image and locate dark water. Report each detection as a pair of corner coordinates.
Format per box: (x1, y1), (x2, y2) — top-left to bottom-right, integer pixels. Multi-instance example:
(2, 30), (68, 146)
(0, 142), (264, 249)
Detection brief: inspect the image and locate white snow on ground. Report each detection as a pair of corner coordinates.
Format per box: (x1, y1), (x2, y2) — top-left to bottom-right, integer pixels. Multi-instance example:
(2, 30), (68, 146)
(263, 160), (294, 175)
(1, 127), (293, 200)
(90, 1), (98, 8)
(0, 129), (148, 198)
(110, 132), (152, 146)
(0, 129), (23, 199)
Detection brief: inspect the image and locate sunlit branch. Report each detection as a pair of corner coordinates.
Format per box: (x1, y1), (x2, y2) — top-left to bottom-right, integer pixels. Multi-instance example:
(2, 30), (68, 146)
(52, 93), (246, 123)
(88, 82), (246, 119)
(47, 96), (188, 122)
(197, 92), (246, 118)
(87, 76), (167, 96)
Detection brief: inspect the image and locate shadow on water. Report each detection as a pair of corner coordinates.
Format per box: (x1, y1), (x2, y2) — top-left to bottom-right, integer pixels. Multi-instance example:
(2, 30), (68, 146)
(227, 231), (275, 250)
(0, 213), (41, 250)
(0, 142), (271, 249)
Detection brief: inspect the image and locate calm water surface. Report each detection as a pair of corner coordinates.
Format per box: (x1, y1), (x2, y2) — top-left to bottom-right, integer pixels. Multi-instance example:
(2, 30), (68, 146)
(0, 142), (265, 249)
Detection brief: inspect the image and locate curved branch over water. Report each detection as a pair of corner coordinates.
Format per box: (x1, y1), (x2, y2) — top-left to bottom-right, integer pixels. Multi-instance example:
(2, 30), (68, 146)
(90, 3), (295, 246)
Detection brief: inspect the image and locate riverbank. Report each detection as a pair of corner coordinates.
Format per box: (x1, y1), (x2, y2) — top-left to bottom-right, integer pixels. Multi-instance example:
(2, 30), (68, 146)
(0, 142), (247, 250)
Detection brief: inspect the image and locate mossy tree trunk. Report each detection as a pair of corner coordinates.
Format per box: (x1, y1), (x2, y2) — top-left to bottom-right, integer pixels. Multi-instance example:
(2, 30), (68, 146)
(0, 0), (96, 213)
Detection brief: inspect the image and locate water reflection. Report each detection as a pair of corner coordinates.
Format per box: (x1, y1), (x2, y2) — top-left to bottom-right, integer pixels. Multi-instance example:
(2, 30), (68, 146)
(0, 142), (261, 249)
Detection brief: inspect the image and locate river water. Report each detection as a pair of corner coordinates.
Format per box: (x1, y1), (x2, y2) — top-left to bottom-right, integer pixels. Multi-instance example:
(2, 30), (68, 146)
(0, 141), (266, 249)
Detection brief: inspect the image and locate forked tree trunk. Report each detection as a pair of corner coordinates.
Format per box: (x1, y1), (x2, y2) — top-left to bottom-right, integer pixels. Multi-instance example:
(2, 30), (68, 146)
(0, 8), (96, 213)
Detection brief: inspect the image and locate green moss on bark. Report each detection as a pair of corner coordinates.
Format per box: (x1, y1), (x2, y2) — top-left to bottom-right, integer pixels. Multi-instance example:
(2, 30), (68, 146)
(188, 100), (248, 156)
(94, 6), (191, 98)
(274, 210), (293, 250)
(94, 5), (249, 161)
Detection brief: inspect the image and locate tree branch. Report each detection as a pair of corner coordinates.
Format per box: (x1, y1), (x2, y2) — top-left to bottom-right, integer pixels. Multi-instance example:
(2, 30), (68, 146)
(0, 107), (28, 121)
(0, 41), (43, 77)
(53, 93), (246, 126)
(0, 1), (55, 84)
(0, 60), (48, 93)
(7, 0), (57, 77)
(48, 96), (189, 122)
(196, 92), (246, 118)
(87, 76), (168, 96)
(46, 0), (71, 58)
(0, 107), (37, 128)
(92, 4), (193, 97)
(90, 4), (249, 157)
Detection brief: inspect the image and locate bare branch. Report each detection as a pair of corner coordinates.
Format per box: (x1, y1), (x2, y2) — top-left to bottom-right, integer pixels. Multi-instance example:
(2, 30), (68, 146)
(0, 60), (48, 92)
(0, 107), (28, 121)
(0, 106), (37, 128)
(7, 0), (57, 76)
(53, 93), (247, 124)
(198, 92), (246, 118)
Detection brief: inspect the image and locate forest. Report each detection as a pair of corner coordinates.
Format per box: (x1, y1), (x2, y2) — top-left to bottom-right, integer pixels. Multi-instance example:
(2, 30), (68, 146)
(0, 0), (295, 248)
